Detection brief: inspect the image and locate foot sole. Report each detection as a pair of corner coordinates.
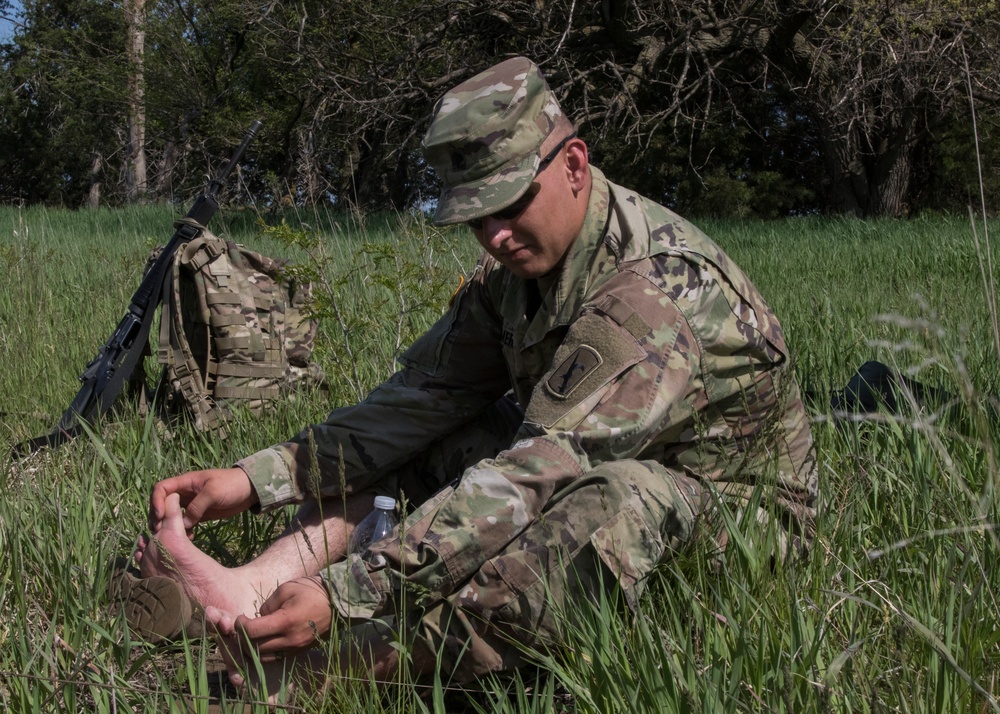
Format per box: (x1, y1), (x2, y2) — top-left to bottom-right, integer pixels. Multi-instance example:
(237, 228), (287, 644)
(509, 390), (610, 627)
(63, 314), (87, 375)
(110, 558), (204, 641)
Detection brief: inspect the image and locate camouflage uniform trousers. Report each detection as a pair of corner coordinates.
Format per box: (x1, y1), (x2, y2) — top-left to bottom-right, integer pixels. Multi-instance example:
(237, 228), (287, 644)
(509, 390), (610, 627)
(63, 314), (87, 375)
(405, 458), (702, 681)
(370, 398), (705, 682)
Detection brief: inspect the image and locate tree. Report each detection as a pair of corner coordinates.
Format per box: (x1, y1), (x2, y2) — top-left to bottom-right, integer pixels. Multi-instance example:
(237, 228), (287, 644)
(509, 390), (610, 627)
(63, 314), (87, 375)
(398, 0), (1000, 217)
(529, 0), (1000, 216)
(754, 1), (1000, 216)
(0, 0), (129, 205)
(139, 0), (278, 203)
(124, 0), (147, 201)
(243, 0), (469, 210)
(1, 0), (997, 215)
(0, 0), (276, 206)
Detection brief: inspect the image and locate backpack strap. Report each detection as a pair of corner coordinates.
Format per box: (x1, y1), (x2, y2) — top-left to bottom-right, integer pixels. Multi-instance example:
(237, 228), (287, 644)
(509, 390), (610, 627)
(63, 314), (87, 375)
(162, 235), (229, 433)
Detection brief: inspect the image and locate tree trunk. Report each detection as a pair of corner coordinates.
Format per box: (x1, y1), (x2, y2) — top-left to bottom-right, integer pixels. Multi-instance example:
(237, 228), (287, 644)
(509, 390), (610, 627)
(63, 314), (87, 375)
(817, 125), (866, 216)
(816, 115), (916, 218)
(870, 149), (912, 218)
(125, 0), (147, 202)
(389, 148), (411, 211)
(86, 150), (102, 209)
(296, 127), (322, 205)
(340, 135), (382, 209)
(868, 112), (918, 218)
(153, 140), (178, 202)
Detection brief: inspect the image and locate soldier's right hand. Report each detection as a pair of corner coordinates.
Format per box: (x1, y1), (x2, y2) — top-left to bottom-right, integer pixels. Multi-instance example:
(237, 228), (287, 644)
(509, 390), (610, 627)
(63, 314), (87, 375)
(148, 467), (259, 533)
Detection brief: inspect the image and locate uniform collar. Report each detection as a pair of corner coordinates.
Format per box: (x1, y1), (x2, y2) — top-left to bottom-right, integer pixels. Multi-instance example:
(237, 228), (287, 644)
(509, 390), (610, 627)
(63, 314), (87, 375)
(520, 168), (614, 346)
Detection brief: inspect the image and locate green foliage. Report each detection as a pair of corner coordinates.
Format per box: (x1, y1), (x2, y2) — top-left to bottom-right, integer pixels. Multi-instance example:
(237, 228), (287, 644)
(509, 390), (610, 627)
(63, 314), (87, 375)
(140, 0), (286, 201)
(1, 206), (999, 711)
(592, 92), (822, 219)
(0, 0), (129, 205)
(1, 0), (998, 215)
(258, 211), (465, 405)
(921, 109), (1000, 215)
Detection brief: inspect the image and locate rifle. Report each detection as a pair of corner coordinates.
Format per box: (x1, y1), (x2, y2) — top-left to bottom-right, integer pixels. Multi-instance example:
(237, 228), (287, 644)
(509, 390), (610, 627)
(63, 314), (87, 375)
(14, 120), (262, 457)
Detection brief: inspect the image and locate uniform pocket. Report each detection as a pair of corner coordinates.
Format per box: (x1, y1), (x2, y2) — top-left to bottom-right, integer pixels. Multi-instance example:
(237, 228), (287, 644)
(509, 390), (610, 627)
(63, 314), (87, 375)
(589, 505), (664, 610)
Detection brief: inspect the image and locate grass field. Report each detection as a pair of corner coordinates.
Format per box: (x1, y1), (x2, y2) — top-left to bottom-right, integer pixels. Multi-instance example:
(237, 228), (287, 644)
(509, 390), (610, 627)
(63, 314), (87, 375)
(0, 204), (998, 712)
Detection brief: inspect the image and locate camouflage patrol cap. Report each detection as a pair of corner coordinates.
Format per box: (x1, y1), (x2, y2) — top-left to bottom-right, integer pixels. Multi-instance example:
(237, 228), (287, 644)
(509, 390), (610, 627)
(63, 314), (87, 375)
(422, 56), (564, 226)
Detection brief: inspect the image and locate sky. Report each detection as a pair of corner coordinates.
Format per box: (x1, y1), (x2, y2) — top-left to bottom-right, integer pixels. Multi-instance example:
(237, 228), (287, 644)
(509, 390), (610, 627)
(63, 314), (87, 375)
(1, 0), (22, 42)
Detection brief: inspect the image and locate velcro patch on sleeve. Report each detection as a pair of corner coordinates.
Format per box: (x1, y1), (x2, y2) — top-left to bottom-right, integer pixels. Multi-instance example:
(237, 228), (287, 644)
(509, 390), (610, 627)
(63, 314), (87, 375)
(527, 312), (646, 429)
(594, 294), (651, 340)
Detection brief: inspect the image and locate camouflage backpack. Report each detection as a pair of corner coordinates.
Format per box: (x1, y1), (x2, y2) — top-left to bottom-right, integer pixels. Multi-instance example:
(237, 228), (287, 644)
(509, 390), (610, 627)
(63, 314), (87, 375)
(147, 227), (325, 433)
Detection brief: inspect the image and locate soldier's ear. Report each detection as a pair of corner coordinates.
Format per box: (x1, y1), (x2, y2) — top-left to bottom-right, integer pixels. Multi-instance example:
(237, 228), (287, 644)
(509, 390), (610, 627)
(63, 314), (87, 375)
(564, 139), (589, 190)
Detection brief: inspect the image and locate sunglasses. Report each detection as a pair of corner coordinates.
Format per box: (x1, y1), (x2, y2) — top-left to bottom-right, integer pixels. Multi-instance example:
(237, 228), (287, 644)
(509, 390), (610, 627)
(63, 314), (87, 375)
(467, 132), (578, 230)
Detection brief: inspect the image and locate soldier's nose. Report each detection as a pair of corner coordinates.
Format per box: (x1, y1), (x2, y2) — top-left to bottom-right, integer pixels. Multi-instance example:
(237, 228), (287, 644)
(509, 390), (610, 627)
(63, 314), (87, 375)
(480, 216), (512, 251)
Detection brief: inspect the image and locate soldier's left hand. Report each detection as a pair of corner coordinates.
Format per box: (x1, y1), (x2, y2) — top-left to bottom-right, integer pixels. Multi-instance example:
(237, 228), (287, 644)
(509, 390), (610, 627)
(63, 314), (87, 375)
(233, 576), (333, 661)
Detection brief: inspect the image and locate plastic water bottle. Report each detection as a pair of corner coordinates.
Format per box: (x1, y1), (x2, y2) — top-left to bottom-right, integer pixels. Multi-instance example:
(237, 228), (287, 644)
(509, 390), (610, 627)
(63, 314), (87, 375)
(349, 495), (398, 561)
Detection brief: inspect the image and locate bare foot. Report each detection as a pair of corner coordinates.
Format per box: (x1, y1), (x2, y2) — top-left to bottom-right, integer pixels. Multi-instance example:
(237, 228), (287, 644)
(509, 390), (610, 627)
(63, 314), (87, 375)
(134, 493), (269, 618)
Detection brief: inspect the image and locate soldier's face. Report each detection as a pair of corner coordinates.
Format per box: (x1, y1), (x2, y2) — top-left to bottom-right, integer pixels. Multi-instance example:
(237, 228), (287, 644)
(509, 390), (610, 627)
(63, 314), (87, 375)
(469, 140), (587, 280)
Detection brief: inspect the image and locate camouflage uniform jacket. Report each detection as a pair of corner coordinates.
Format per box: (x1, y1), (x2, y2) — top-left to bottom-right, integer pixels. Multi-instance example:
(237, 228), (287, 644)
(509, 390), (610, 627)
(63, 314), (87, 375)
(237, 167), (818, 621)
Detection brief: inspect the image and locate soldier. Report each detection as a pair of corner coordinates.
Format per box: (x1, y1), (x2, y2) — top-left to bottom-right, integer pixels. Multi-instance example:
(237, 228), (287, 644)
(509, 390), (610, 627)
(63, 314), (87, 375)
(131, 56), (819, 688)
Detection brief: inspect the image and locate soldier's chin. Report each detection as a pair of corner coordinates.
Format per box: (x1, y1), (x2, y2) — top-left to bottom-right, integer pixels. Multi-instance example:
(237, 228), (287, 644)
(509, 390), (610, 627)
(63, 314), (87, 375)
(501, 251), (546, 279)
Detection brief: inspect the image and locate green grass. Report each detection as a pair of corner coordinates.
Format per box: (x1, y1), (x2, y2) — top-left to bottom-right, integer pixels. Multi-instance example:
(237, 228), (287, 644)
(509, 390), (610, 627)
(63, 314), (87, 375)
(1, 205), (998, 712)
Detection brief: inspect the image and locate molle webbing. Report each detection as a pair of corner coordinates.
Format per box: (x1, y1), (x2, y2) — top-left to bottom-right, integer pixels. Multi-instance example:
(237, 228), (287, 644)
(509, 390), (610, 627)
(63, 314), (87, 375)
(155, 229), (323, 433)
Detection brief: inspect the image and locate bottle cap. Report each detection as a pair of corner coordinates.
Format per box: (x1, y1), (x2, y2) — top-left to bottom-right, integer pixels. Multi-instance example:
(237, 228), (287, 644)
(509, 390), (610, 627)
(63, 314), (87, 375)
(373, 495), (396, 511)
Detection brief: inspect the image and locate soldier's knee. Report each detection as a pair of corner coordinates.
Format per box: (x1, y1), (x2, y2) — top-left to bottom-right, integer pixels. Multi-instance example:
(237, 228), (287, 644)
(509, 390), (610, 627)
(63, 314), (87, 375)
(581, 459), (702, 544)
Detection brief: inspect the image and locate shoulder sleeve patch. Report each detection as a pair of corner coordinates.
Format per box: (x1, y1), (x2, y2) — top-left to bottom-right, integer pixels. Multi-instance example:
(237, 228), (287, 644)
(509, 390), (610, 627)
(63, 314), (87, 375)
(526, 312), (646, 429)
(546, 344), (602, 399)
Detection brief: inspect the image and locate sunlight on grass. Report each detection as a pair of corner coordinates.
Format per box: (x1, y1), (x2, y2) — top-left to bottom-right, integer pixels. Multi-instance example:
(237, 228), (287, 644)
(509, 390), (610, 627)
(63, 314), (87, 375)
(1, 205), (998, 711)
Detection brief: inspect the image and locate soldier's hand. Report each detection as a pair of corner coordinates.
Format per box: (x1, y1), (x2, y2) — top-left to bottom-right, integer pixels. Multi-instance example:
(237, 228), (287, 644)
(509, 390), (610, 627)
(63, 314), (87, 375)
(149, 468), (258, 532)
(232, 577), (333, 660)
